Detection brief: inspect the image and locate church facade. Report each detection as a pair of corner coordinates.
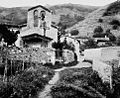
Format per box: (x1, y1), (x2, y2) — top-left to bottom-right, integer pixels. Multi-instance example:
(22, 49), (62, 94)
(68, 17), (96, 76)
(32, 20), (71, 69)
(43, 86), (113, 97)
(18, 5), (58, 48)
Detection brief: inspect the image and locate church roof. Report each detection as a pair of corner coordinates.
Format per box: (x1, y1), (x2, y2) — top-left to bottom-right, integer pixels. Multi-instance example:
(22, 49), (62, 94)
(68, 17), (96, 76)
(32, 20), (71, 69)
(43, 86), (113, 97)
(21, 33), (53, 41)
(28, 5), (51, 12)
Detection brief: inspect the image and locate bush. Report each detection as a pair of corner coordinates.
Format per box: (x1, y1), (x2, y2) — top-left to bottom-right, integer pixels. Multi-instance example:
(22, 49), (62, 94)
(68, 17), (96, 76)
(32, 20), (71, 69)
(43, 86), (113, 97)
(51, 67), (110, 98)
(103, 1), (120, 16)
(0, 66), (54, 98)
(43, 60), (78, 69)
(70, 30), (79, 36)
(112, 25), (118, 30)
(84, 38), (98, 49)
(116, 36), (120, 46)
(98, 19), (103, 23)
(110, 20), (120, 26)
(94, 26), (103, 35)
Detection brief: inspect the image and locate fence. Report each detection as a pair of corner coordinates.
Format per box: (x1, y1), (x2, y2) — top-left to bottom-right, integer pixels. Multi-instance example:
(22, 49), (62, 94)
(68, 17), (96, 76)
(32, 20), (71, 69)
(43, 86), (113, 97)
(0, 46), (55, 81)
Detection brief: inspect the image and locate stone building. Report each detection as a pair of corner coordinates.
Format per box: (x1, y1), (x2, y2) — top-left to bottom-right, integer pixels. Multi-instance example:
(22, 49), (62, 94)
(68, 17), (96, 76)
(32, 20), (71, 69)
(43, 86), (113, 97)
(19, 5), (58, 48)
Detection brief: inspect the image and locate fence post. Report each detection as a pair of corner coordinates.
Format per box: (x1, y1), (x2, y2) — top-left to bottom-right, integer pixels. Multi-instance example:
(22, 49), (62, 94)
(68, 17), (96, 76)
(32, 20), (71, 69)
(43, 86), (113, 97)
(3, 48), (8, 82)
(11, 59), (13, 76)
(22, 59), (24, 71)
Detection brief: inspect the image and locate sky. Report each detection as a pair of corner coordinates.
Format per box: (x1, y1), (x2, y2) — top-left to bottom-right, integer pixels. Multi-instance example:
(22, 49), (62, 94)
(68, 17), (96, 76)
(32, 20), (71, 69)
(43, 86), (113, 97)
(0, 0), (116, 8)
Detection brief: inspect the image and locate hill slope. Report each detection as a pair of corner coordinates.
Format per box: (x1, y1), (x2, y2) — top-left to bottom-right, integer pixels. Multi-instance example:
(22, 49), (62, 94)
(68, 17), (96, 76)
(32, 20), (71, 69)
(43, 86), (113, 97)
(0, 4), (98, 26)
(66, 1), (120, 37)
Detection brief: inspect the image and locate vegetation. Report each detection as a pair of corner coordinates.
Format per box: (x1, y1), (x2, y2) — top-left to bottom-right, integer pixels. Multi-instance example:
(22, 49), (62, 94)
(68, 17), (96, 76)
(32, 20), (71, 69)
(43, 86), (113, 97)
(103, 1), (120, 16)
(50, 67), (110, 98)
(83, 38), (98, 49)
(0, 66), (54, 98)
(98, 19), (103, 23)
(0, 24), (19, 45)
(43, 60), (78, 69)
(94, 26), (103, 35)
(109, 19), (120, 26)
(112, 25), (118, 30)
(70, 30), (79, 36)
(105, 29), (116, 42)
(116, 36), (120, 46)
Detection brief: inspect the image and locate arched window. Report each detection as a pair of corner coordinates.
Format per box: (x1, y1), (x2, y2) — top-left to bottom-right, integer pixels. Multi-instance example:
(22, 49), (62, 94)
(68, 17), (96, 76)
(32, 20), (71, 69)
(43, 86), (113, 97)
(40, 10), (46, 21)
(33, 10), (38, 27)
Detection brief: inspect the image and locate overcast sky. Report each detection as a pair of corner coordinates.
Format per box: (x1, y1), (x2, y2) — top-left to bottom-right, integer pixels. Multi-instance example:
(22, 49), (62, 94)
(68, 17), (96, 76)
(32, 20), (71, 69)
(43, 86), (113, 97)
(0, 0), (116, 8)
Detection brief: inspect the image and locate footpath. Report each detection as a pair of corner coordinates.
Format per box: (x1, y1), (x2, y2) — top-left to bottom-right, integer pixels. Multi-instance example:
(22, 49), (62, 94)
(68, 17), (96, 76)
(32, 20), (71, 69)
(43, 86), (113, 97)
(38, 62), (91, 98)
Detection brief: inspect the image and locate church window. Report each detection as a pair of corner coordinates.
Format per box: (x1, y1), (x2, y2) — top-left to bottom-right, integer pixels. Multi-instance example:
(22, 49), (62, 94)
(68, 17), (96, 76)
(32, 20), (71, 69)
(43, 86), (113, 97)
(33, 10), (38, 27)
(40, 10), (46, 21)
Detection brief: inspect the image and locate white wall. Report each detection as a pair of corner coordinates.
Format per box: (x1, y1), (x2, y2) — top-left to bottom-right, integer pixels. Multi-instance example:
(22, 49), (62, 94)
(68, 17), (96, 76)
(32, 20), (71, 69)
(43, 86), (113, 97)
(84, 47), (120, 61)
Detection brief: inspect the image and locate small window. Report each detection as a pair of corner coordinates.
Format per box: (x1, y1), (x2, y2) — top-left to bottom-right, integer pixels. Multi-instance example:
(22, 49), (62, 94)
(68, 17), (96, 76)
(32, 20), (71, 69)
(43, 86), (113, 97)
(33, 10), (38, 27)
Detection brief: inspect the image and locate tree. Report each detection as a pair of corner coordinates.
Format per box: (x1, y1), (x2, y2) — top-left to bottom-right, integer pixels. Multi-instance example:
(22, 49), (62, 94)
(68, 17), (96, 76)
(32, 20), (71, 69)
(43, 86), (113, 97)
(70, 30), (79, 36)
(94, 26), (103, 35)
(0, 25), (19, 45)
(116, 36), (120, 46)
(84, 38), (98, 49)
(106, 29), (116, 42)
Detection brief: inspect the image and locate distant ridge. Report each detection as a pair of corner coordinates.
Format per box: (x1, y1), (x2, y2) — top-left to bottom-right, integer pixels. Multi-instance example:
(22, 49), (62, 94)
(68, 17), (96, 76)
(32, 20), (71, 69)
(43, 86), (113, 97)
(0, 4), (99, 26)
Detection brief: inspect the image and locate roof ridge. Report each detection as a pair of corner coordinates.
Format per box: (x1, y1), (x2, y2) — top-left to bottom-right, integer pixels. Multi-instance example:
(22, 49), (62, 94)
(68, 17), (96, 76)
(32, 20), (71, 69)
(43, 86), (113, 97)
(28, 5), (51, 13)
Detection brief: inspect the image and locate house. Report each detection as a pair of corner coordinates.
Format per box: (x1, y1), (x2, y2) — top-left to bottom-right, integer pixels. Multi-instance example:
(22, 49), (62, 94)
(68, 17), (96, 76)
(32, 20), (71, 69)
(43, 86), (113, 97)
(18, 5), (58, 48)
(93, 33), (109, 46)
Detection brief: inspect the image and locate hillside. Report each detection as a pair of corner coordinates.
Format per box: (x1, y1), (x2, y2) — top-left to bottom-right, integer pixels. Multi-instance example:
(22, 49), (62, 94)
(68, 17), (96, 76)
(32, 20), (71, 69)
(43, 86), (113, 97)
(50, 4), (98, 27)
(0, 4), (98, 26)
(66, 1), (120, 38)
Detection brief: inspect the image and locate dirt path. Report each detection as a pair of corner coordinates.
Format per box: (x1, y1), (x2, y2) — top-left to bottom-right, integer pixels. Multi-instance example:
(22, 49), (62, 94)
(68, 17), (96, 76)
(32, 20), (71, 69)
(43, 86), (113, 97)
(38, 62), (91, 98)
(38, 71), (59, 98)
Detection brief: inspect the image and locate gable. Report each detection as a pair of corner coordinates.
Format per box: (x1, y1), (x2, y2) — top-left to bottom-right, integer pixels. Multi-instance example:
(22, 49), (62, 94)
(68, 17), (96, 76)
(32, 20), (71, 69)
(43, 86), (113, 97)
(28, 5), (51, 13)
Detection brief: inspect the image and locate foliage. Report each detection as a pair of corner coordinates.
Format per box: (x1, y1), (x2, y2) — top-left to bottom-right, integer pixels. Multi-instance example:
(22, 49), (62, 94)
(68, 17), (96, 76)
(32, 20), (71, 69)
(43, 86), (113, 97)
(0, 24), (19, 45)
(112, 25), (118, 30)
(109, 19), (120, 26)
(51, 67), (110, 98)
(63, 41), (75, 51)
(43, 60), (78, 69)
(0, 66), (54, 98)
(93, 26), (103, 35)
(70, 30), (79, 36)
(52, 42), (64, 50)
(98, 19), (103, 23)
(105, 29), (116, 42)
(83, 38), (98, 49)
(116, 36), (120, 46)
(103, 1), (120, 16)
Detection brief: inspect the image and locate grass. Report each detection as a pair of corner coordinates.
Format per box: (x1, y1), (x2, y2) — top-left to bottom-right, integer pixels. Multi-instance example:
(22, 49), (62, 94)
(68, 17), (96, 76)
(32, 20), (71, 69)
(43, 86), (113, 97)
(50, 67), (112, 98)
(0, 65), (55, 98)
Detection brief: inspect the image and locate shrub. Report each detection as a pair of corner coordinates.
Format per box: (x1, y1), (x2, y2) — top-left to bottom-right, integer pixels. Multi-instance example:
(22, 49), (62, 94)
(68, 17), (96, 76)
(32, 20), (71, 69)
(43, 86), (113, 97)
(103, 1), (120, 16)
(110, 19), (120, 26)
(70, 30), (79, 36)
(52, 42), (64, 50)
(51, 67), (110, 98)
(43, 60), (78, 69)
(98, 19), (103, 23)
(94, 26), (103, 35)
(0, 66), (54, 98)
(84, 38), (98, 49)
(116, 36), (120, 46)
(112, 25), (118, 30)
